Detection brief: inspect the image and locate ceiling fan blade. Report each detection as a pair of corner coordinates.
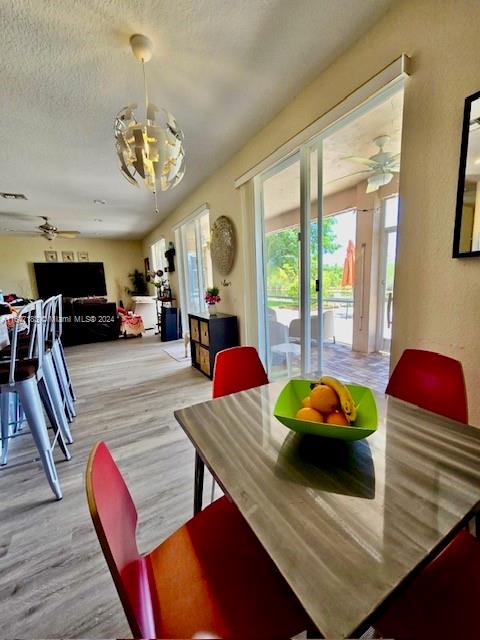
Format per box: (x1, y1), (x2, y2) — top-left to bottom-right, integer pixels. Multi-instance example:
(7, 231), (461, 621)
(342, 156), (379, 168)
(326, 170), (372, 184)
(57, 231), (80, 239)
(0, 230), (42, 236)
(386, 153), (401, 163)
(0, 212), (38, 222)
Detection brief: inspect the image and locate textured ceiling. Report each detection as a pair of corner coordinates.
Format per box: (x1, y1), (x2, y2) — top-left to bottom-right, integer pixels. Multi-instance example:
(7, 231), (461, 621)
(0, 0), (394, 239)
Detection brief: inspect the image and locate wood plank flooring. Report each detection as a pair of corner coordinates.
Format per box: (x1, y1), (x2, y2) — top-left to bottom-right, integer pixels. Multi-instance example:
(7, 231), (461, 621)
(0, 335), (212, 638)
(0, 335), (388, 638)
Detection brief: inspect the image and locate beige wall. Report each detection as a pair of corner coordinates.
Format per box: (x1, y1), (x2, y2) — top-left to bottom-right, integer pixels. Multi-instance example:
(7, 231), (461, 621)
(0, 235), (144, 305)
(145, 0), (480, 424)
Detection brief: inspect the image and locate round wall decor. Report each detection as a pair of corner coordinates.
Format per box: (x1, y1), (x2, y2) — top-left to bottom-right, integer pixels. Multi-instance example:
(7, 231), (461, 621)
(210, 215), (236, 275)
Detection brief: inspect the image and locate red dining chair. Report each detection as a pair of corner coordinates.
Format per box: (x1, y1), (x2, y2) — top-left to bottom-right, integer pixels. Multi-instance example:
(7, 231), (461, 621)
(209, 346), (269, 501)
(375, 349), (472, 638)
(386, 348), (468, 424)
(86, 441), (313, 639)
(375, 528), (480, 639)
(212, 346), (268, 399)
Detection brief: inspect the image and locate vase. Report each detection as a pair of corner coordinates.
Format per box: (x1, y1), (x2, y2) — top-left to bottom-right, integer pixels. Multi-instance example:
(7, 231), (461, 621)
(208, 303), (217, 316)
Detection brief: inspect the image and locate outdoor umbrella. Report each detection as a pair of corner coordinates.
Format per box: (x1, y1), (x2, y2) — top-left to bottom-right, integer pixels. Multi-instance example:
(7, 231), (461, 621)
(341, 240), (355, 287)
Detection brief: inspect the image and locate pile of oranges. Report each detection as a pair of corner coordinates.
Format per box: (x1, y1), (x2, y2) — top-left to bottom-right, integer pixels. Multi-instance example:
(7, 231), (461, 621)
(296, 384), (349, 426)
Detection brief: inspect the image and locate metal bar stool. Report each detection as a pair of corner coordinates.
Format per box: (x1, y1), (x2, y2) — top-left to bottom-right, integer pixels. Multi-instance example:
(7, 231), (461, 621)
(54, 294), (76, 401)
(43, 296), (76, 423)
(0, 300), (70, 499)
(0, 300), (73, 464)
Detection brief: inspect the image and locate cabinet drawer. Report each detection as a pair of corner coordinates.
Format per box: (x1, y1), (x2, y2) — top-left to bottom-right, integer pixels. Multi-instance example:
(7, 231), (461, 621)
(190, 318), (200, 342)
(199, 346), (210, 376)
(200, 321), (209, 346)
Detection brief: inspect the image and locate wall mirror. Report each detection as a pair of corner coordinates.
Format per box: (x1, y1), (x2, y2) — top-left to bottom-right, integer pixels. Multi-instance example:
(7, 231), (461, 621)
(453, 90), (480, 257)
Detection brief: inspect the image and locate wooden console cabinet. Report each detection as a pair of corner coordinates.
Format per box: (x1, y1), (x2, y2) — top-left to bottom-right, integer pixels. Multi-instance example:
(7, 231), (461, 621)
(188, 312), (239, 379)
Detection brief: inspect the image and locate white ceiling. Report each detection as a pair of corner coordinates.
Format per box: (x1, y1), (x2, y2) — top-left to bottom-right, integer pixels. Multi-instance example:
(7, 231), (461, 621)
(263, 89), (404, 219)
(0, 0), (394, 239)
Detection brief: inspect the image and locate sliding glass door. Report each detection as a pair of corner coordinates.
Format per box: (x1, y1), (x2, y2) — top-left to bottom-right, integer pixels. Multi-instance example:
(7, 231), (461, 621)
(256, 145), (322, 378)
(260, 154), (301, 377)
(256, 81), (404, 378)
(377, 195), (399, 353)
(176, 207), (213, 320)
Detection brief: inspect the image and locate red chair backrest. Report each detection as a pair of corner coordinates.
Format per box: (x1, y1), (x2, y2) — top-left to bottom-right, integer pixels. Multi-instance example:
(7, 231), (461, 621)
(213, 346), (268, 398)
(386, 349), (468, 424)
(86, 442), (149, 638)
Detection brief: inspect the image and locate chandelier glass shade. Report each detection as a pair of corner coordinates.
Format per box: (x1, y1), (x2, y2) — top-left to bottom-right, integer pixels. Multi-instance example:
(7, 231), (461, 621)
(114, 104), (185, 192)
(114, 35), (185, 209)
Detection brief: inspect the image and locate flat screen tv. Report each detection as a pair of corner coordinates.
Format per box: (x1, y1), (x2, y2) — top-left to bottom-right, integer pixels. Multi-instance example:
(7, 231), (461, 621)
(34, 262), (107, 299)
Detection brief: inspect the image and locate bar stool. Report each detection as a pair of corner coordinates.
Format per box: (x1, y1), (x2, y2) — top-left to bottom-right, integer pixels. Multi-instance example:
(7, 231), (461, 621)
(0, 300), (69, 499)
(43, 296), (76, 422)
(0, 300), (73, 464)
(54, 294), (76, 401)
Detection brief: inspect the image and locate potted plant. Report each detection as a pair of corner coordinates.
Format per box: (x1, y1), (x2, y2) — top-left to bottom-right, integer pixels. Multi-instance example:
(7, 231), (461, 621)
(205, 286), (221, 316)
(125, 269), (148, 296)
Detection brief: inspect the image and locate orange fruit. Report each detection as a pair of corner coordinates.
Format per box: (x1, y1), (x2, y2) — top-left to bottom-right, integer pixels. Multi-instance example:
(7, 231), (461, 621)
(302, 396), (312, 408)
(309, 384), (338, 413)
(296, 407), (324, 423)
(325, 410), (349, 426)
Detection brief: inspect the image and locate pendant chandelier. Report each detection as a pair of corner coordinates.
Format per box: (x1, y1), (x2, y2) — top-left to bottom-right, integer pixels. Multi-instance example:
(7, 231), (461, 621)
(114, 34), (185, 213)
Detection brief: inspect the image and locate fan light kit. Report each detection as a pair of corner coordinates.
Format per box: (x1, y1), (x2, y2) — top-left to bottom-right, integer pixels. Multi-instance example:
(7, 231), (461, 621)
(38, 216), (80, 241)
(114, 34), (185, 214)
(334, 135), (400, 194)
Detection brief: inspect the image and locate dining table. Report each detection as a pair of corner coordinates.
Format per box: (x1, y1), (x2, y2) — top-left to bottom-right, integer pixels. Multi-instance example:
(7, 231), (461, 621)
(175, 379), (480, 638)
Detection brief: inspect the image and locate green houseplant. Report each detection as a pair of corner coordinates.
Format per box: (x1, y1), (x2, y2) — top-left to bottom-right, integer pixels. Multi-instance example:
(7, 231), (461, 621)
(125, 269), (148, 296)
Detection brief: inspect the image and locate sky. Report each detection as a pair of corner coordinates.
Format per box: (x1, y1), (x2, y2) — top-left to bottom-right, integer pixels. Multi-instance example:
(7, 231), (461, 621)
(324, 209), (356, 266)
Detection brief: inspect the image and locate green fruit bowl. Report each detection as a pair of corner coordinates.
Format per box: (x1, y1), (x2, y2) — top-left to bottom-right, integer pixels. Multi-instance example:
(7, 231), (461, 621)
(274, 379), (378, 441)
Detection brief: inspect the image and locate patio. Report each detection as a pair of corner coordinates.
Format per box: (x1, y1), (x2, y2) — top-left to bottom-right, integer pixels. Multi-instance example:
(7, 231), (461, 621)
(270, 306), (390, 394)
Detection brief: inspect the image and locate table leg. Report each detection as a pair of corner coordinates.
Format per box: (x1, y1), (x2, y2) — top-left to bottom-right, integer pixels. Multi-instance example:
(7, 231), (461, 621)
(194, 451), (204, 515)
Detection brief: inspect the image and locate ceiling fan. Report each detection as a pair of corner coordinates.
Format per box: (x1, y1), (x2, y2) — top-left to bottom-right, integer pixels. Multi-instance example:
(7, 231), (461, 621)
(37, 217), (80, 241)
(329, 135), (401, 193)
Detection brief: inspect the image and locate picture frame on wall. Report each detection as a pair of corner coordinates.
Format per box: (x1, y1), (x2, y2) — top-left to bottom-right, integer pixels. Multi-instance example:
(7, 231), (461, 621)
(77, 251), (89, 262)
(45, 250), (58, 262)
(62, 251), (75, 263)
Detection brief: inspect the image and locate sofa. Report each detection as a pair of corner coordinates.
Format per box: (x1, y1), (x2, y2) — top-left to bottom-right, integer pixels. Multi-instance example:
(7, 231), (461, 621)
(62, 298), (120, 346)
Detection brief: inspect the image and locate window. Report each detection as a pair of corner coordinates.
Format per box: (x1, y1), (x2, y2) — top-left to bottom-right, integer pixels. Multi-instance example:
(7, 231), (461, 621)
(176, 206), (213, 318)
(151, 238), (166, 273)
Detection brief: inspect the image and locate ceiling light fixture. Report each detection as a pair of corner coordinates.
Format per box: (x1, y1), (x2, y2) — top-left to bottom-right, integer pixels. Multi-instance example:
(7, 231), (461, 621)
(366, 171), (394, 193)
(114, 34), (185, 214)
(94, 199), (107, 205)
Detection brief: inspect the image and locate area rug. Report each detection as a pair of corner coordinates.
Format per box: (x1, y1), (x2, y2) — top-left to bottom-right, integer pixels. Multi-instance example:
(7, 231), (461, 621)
(161, 339), (191, 362)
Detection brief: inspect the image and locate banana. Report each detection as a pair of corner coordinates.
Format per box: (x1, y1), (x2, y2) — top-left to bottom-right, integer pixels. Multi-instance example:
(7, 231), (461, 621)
(318, 375), (357, 424)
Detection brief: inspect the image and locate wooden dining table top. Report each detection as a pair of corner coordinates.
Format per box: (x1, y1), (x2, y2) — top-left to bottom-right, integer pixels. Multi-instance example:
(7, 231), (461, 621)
(175, 380), (480, 638)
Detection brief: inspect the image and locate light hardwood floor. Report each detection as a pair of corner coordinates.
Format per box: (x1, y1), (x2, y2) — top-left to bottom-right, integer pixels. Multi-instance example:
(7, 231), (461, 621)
(0, 335), (212, 638)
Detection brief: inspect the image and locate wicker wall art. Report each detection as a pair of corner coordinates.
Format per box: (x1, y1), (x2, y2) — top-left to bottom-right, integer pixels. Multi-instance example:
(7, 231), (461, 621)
(210, 215), (236, 275)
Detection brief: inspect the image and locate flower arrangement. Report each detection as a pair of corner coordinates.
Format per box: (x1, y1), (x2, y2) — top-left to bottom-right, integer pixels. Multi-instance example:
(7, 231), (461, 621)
(148, 270), (171, 299)
(205, 286), (221, 305)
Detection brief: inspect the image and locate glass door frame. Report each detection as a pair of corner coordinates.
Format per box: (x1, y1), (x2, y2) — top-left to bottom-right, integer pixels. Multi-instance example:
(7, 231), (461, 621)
(254, 79), (405, 375)
(254, 142), (323, 377)
(376, 194), (399, 353)
(174, 204), (211, 334)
